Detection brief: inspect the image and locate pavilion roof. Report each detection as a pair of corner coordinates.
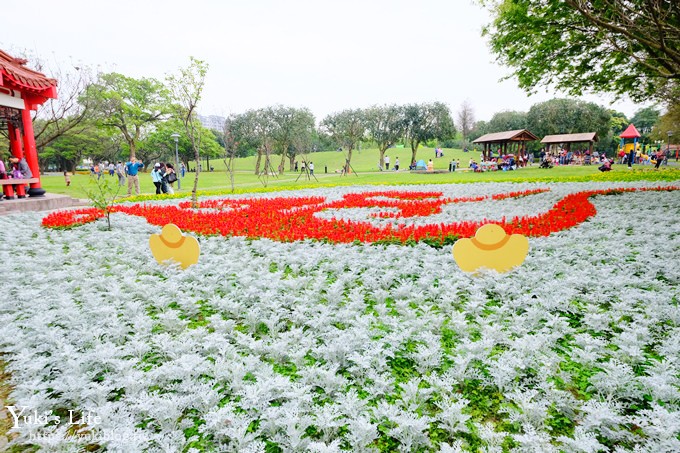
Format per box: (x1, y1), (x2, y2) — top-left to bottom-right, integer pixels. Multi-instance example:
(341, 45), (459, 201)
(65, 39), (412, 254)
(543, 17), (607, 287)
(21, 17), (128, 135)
(0, 49), (57, 95)
(619, 124), (641, 139)
(472, 129), (539, 144)
(541, 132), (598, 144)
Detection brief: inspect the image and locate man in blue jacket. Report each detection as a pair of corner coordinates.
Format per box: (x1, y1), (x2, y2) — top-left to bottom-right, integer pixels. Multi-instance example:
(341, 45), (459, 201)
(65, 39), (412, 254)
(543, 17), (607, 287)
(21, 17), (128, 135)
(125, 157), (144, 196)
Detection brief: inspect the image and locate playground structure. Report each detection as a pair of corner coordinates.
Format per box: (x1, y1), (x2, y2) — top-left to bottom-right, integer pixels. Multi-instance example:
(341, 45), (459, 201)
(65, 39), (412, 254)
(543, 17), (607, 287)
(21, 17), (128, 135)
(618, 124), (642, 154)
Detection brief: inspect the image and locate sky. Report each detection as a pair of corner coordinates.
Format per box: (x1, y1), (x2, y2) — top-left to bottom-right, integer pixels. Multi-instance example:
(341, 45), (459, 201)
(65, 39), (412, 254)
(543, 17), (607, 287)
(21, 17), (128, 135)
(1, 0), (646, 123)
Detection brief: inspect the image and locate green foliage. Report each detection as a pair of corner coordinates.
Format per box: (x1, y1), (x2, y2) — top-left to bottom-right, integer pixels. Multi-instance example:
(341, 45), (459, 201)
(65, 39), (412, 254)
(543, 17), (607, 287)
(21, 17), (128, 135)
(167, 57), (210, 207)
(527, 98), (611, 142)
(83, 175), (122, 230)
(403, 102), (456, 162)
(365, 105), (406, 166)
(139, 118), (223, 167)
(481, 0), (680, 104)
(40, 121), (123, 171)
(87, 72), (171, 159)
(631, 106), (660, 136)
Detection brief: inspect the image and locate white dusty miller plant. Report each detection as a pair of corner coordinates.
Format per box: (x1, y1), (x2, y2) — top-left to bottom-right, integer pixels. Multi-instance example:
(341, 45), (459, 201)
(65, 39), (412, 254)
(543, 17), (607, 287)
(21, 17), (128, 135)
(0, 181), (678, 452)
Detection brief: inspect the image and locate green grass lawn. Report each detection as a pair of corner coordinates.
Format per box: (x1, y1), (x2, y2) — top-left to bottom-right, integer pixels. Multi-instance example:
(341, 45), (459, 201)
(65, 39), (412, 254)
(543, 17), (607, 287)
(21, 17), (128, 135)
(39, 146), (680, 200)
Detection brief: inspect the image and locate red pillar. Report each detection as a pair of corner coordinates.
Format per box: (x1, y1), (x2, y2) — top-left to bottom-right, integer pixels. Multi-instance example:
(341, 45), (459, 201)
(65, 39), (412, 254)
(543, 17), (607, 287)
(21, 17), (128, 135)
(21, 98), (45, 196)
(8, 123), (23, 158)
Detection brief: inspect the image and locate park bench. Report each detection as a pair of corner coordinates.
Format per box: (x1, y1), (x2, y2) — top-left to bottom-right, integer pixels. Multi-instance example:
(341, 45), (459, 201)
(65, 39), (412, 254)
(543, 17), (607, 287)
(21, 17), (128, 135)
(0, 178), (40, 198)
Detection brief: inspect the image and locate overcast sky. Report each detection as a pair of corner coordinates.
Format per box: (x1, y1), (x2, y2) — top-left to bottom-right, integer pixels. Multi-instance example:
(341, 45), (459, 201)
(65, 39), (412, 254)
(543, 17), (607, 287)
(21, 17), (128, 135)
(2, 0), (646, 122)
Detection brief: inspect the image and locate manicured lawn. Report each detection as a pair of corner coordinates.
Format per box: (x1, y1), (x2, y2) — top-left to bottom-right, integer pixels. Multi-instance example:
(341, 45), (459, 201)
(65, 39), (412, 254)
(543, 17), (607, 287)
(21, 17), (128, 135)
(38, 146), (680, 200)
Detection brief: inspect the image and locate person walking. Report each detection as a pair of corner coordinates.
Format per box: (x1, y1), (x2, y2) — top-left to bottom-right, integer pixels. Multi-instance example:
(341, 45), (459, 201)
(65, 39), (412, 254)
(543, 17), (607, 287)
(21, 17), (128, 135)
(384, 155), (390, 171)
(151, 163), (164, 194)
(394, 157), (400, 171)
(108, 162), (115, 177)
(627, 148), (636, 168)
(115, 161), (126, 186)
(125, 157), (144, 196)
(655, 149), (665, 169)
(164, 163), (177, 194)
(309, 161), (314, 175)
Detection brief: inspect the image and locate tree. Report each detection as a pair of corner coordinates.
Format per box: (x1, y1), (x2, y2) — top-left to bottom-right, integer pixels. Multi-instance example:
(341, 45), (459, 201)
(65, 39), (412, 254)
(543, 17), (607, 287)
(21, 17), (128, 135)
(526, 99), (611, 140)
(651, 104), (680, 145)
(484, 110), (528, 133)
(403, 102), (455, 164)
(40, 121), (122, 172)
(139, 119), (222, 169)
(457, 100), (475, 143)
(0, 51), (99, 151)
(364, 105), (405, 169)
(480, 0), (680, 104)
(631, 106), (661, 136)
(167, 57), (209, 207)
(270, 106), (315, 174)
(320, 109), (366, 173)
(87, 72), (171, 160)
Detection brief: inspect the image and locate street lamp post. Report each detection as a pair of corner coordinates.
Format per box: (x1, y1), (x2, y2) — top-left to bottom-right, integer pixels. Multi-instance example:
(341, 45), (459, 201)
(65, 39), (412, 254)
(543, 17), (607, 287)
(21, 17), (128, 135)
(171, 133), (181, 190)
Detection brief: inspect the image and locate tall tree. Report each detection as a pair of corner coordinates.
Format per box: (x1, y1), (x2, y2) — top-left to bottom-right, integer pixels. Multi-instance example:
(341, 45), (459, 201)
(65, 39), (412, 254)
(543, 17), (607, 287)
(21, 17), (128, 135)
(484, 110), (528, 133)
(87, 72), (171, 160)
(480, 0), (680, 104)
(167, 57), (209, 207)
(271, 106), (315, 174)
(139, 119), (222, 168)
(631, 106), (661, 136)
(403, 102), (456, 164)
(320, 109), (366, 173)
(651, 104), (680, 146)
(526, 99), (611, 140)
(364, 105), (405, 169)
(457, 100), (475, 143)
(39, 121), (122, 172)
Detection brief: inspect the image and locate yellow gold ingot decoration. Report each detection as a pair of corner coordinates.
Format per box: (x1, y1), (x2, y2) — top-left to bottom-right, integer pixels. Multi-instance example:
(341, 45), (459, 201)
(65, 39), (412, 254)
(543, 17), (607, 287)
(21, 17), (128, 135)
(452, 224), (529, 273)
(149, 224), (200, 269)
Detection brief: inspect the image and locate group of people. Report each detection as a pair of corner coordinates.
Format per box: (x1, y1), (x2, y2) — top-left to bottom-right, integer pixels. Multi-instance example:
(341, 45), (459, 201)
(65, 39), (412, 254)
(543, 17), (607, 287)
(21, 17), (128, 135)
(381, 156), (400, 171)
(0, 156), (33, 199)
(150, 162), (178, 194)
(86, 158), (184, 196)
(618, 148), (669, 169)
(293, 160), (315, 175)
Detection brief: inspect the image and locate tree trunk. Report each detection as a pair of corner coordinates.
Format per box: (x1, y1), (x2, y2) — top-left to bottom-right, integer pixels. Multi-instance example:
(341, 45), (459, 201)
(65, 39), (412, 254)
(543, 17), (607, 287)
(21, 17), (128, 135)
(289, 154), (295, 171)
(278, 151), (286, 175)
(129, 141), (136, 160)
(255, 148), (263, 175)
(379, 147), (387, 169)
(345, 147), (354, 173)
(410, 140), (419, 166)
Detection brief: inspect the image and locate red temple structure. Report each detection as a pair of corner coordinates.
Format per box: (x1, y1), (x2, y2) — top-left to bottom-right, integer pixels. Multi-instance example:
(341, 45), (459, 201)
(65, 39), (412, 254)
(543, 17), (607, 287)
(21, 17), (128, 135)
(1, 49), (57, 197)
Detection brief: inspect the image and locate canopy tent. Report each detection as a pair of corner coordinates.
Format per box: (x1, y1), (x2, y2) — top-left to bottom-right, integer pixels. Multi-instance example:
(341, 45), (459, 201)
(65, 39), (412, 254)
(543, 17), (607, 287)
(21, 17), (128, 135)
(0, 49), (58, 197)
(541, 132), (599, 154)
(472, 129), (539, 163)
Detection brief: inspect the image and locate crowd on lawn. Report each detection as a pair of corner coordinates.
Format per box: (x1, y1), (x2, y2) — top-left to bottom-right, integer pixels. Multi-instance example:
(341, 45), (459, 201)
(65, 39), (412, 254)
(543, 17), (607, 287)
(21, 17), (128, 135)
(86, 158), (184, 196)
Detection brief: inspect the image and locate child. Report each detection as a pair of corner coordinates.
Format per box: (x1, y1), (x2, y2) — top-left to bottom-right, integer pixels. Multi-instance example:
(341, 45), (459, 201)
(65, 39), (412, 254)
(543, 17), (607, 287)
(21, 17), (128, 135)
(64, 171), (71, 187)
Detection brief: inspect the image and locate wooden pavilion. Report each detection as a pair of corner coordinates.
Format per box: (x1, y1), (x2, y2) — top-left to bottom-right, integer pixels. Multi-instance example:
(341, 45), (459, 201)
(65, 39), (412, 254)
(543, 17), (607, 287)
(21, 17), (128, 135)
(541, 132), (598, 154)
(0, 49), (58, 197)
(472, 129), (539, 162)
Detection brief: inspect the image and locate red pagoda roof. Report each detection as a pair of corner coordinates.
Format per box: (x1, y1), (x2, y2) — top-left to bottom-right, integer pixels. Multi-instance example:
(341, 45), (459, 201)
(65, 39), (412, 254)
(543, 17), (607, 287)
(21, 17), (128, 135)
(619, 124), (641, 139)
(0, 49), (57, 95)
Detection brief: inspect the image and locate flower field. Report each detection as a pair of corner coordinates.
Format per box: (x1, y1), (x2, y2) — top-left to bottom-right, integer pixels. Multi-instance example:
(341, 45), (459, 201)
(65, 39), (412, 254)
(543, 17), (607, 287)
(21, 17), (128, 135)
(2, 181), (680, 452)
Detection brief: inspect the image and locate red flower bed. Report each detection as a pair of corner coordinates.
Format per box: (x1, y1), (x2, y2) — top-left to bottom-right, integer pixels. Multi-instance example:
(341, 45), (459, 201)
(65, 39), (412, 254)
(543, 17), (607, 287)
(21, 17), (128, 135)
(41, 186), (679, 245)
